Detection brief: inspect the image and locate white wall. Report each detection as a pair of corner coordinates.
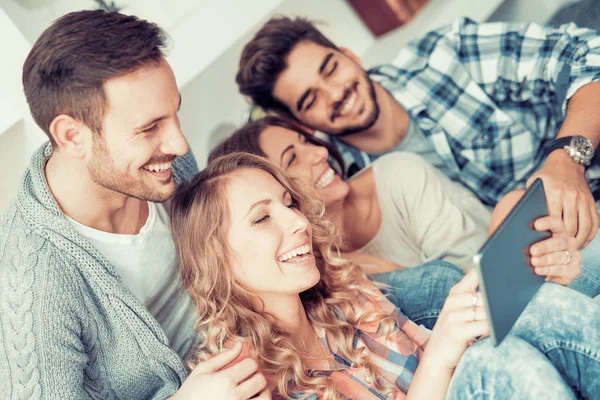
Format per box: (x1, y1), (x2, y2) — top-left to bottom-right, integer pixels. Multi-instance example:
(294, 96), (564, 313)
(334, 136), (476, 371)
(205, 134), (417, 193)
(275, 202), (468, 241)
(177, 0), (375, 168)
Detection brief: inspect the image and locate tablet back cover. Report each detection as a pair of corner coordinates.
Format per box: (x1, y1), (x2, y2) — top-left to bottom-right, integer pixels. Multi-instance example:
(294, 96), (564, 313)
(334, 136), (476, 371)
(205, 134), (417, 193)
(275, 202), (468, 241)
(475, 179), (551, 345)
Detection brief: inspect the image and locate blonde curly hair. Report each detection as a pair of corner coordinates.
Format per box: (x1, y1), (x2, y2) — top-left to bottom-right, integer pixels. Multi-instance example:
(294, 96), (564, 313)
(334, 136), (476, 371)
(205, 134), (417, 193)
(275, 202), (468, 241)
(171, 152), (397, 399)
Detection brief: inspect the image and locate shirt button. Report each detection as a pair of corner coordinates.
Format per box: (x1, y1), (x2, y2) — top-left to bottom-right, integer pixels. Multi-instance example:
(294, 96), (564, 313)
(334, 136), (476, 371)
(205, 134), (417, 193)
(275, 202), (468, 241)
(351, 361), (358, 368)
(387, 393), (394, 399)
(365, 375), (372, 384)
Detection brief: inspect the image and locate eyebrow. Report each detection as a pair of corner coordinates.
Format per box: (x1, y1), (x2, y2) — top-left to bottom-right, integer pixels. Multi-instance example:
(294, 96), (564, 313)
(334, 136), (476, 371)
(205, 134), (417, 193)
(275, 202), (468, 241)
(297, 89), (311, 112)
(244, 190), (290, 218)
(135, 93), (182, 131)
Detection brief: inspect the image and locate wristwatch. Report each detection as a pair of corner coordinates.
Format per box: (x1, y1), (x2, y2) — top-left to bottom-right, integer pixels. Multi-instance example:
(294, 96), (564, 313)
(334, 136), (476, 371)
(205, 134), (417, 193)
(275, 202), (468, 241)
(546, 135), (595, 167)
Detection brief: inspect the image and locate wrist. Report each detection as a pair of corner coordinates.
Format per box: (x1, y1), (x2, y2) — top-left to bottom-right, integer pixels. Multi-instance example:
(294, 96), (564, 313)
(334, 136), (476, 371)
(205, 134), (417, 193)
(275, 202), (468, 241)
(419, 347), (455, 375)
(545, 150), (586, 174)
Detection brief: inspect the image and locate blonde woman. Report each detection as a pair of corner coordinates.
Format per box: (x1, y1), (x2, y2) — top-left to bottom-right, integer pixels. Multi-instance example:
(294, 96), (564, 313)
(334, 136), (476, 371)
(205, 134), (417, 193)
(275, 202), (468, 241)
(171, 152), (600, 399)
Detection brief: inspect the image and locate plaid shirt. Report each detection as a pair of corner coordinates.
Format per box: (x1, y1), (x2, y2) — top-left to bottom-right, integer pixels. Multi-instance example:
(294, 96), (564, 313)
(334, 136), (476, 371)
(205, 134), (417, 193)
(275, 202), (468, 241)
(271, 289), (430, 399)
(328, 18), (600, 206)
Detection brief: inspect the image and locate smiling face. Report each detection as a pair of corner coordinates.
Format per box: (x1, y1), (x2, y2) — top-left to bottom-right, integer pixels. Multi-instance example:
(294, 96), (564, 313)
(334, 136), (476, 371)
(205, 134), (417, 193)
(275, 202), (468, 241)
(272, 41), (379, 136)
(86, 61), (188, 202)
(226, 168), (320, 300)
(258, 126), (350, 208)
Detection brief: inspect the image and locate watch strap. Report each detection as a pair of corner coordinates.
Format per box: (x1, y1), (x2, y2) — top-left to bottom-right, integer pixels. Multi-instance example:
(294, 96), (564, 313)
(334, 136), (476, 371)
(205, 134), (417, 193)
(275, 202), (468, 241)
(545, 136), (573, 156)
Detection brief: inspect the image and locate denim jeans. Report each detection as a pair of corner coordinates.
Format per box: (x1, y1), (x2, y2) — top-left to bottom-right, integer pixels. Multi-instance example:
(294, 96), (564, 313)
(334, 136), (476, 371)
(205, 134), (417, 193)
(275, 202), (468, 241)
(569, 230), (600, 298)
(370, 260), (463, 330)
(447, 283), (600, 399)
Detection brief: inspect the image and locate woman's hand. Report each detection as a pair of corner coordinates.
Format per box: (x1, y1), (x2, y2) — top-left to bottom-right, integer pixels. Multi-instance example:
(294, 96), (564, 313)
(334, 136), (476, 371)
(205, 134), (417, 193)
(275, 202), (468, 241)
(422, 269), (489, 371)
(530, 215), (581, 286)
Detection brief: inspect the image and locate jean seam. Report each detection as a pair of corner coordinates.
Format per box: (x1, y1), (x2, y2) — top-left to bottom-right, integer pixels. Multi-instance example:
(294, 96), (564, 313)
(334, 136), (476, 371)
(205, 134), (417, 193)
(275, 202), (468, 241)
(537, 339), (600, 363)
(410, 309), (442, 322)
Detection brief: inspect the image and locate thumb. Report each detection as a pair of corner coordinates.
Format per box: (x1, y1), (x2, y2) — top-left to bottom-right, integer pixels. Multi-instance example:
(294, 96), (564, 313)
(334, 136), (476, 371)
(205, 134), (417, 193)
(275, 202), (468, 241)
(191, 341), (243, 376)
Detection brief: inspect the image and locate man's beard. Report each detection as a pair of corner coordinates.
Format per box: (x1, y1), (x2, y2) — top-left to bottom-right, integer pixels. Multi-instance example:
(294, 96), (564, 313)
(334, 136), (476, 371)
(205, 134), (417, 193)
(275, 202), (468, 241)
(332, 74), (380, 137)
(87, 136), (175, 203)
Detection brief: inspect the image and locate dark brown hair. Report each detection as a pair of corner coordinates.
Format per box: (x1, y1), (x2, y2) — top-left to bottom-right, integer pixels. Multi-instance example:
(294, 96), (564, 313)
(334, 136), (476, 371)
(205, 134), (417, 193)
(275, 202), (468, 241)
(209, 115), (345, 174)
(22, 10), (167, 145)
(236, 16), (338, 116)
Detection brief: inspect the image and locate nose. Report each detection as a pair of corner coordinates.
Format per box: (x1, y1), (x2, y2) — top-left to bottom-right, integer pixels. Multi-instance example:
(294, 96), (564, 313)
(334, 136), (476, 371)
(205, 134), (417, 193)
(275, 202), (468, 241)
(322, 80), (345, 107)
(159, 118), (188, 156)
(282, 205), (309, 237)
(305, 144), (328, 166)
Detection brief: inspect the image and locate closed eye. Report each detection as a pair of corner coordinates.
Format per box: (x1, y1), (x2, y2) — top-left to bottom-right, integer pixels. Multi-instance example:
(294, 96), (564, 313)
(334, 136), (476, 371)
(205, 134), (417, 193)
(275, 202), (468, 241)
(143, 124), (159, 134)
(327, 61), (338, 77)
(252, 214), (270, 225)
(287, 198), (299, 209)
(286, 154), (297, 168)
(305, 95), (316, 112)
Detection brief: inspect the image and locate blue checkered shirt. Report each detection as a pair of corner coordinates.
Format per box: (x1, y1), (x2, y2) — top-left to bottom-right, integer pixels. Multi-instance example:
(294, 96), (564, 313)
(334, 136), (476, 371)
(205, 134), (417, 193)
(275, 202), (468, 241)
(328, 18), (600, 206)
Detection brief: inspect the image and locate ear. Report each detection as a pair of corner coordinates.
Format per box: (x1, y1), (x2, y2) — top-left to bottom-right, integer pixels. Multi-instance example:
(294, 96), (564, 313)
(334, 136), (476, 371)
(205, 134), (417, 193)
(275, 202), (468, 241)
(48, 115), (92, 158)
(339, 47), (361, 65)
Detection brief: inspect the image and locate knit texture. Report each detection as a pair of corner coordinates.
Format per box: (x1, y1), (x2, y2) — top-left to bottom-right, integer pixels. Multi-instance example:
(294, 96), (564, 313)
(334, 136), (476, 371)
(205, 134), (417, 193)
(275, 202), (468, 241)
(0, 143), (198, 399)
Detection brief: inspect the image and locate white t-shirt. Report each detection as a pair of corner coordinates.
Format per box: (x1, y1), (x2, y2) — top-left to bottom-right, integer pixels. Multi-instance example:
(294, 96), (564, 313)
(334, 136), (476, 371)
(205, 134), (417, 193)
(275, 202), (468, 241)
(354, 152), (491, 272)
(66, 202), (197, 359)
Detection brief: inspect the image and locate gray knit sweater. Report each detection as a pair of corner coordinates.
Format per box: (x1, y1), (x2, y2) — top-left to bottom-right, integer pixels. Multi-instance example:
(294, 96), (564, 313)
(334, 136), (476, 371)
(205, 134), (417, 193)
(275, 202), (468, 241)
(0, 143), (199, 399)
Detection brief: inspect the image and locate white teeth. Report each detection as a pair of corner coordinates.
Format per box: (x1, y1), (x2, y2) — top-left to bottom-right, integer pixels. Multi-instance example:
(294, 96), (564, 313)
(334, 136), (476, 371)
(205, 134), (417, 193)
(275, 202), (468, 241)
(278, 244), (311, 262)
(339, 91), (356, 116)
(315, 168), (335, 189)
(144, 162), (171, 173)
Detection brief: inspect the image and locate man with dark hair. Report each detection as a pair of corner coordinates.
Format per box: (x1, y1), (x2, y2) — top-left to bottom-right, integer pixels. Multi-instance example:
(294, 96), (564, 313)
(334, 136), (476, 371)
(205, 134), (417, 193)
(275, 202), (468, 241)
(0, 10), (269, 399)
(237, 16), (600, 250)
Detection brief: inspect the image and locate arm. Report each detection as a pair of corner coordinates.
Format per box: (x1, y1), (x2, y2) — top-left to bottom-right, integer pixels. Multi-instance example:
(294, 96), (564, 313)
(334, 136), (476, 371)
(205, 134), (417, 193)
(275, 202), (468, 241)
(440, 19), (600, 245)
(529, 82), (600, 247)
(341, 251), (405, 274)
(406, 270), (489, 399)
(0, 258), (90, 399)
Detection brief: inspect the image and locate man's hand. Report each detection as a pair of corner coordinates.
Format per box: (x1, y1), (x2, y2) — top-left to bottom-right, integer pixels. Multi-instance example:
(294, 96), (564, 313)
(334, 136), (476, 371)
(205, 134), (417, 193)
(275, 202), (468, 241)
(530, 215), (582, 286)
(171, 342), (270, 400)
(527, 150), (598, 248)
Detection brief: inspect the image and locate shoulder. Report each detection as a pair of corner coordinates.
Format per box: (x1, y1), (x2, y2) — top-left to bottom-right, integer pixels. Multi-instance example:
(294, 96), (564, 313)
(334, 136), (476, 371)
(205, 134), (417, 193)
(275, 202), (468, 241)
(371, 152), (434, 187)
(173, 146), (199, 185)
(1, 207), (87, 307)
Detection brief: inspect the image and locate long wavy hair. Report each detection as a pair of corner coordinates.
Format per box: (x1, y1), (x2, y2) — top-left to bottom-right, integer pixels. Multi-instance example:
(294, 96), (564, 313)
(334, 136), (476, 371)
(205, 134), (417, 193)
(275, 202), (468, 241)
(171, 152), (396, 399)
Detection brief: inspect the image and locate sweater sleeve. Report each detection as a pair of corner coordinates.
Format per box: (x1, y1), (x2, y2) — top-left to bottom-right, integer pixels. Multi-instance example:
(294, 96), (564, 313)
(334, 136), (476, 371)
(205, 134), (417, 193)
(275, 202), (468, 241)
(378, 152), (488, 271)
(0, 219), (91, 399)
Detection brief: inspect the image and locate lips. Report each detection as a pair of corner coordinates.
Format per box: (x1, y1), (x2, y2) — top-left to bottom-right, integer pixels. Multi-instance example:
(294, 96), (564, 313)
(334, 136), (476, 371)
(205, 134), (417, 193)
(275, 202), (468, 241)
(278, 243), (311, 262)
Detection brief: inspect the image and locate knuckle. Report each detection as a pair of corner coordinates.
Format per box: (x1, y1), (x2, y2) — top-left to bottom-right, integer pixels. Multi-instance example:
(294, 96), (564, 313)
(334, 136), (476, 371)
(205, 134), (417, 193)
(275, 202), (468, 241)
(255, 372), (267, 387)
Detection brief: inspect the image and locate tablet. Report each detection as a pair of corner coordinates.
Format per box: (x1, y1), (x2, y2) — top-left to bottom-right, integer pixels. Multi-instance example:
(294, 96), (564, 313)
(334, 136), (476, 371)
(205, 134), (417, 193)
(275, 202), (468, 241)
(473, 178), (551, 346)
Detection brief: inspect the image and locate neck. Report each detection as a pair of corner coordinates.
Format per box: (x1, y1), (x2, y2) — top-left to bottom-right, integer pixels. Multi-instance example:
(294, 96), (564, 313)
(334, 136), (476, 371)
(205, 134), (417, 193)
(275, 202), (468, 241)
(326, 176), (376, 252)
(339, 82), (409, 153)
(45, 151), (148, 234)
(263, 293), (316, 350)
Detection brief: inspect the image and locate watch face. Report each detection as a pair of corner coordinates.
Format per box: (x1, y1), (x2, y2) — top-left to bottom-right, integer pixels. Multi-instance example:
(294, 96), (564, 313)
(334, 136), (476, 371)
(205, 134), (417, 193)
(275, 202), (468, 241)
(572, 136), (594, 160)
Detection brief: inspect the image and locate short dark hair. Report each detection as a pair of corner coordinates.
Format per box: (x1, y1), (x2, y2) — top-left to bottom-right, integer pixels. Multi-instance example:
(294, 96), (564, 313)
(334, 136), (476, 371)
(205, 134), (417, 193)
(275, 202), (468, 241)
(22, 10), (167, 145)
(236, 16), (338, 116)
(208, 115), (345, 174)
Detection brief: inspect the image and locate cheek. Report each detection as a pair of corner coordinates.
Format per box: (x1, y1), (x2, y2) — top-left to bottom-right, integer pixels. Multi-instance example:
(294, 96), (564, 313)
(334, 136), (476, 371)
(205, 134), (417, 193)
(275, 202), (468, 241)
(288, 167), (314, 186)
